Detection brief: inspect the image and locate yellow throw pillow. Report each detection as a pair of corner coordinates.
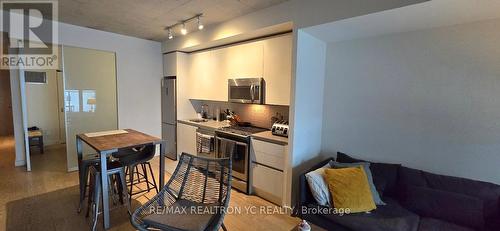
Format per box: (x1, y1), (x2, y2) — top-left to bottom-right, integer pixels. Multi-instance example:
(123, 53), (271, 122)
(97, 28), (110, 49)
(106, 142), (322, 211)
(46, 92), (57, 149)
(324, 166), (376, 213)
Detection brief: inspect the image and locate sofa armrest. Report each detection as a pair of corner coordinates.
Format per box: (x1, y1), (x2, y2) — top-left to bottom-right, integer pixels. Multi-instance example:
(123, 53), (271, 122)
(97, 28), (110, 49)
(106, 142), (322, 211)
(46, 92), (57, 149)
(297, 157), (335, 217)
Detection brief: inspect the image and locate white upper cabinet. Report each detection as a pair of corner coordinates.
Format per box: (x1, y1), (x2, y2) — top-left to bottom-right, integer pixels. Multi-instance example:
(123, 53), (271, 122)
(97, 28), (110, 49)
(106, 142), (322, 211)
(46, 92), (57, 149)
(163, 52), (177, 77)
(182, 34), (292, 104)
(187, 50), (214, 100)
(225, 41), (263, 78)
(263, 34), (292, 105)
(211, 48), (229, 101)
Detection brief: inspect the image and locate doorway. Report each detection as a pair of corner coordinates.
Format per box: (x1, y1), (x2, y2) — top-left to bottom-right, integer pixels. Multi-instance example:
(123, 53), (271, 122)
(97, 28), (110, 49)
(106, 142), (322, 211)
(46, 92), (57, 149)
(0, 32), (15, 167)
(0, 69), (14, 136)
(24, 68), (66, 161)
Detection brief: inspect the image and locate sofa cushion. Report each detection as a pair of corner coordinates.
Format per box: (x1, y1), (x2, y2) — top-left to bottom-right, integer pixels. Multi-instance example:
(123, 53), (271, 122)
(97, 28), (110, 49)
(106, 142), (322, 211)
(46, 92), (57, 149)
(401, 185), (484, 229)
(418, 217), (474, 231)
(323, 198), (419, 231)
(329, 160), (386, 205)
(337, 152), (400, 197)
(305, 163), (332, 206)
(423, 171), (500, 220)
(397, 167), (428, 188)
(324, 167), (377, 213)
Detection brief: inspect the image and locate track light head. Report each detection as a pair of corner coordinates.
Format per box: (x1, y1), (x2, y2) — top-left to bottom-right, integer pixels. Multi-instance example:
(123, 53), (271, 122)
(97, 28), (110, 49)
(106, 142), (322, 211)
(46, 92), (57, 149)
(197, 16), (204, 30)
(168, 28), (173, 39)
(181, 23), (187, 35)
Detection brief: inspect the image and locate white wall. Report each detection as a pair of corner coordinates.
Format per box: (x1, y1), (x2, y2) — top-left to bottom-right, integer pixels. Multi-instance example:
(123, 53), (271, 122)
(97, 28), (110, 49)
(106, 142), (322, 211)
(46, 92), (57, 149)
(9, 69), (26, 166)
(322, 18), (500, 184)
(25, 70), (61, 145)
(288, 30), (326, 202)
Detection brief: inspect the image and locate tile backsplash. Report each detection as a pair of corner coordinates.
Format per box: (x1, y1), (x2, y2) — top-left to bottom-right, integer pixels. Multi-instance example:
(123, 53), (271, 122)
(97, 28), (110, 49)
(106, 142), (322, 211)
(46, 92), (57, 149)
(190, 100), (289, 129)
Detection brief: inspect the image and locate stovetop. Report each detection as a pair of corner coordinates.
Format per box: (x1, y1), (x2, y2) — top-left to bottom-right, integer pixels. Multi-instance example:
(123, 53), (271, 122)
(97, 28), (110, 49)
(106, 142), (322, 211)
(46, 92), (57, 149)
(217, 125), (268, 137)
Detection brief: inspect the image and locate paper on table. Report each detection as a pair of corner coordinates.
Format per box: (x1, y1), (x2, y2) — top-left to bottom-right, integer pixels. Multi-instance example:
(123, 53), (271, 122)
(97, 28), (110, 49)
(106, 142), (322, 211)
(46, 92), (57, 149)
(85, 129), (128, 137)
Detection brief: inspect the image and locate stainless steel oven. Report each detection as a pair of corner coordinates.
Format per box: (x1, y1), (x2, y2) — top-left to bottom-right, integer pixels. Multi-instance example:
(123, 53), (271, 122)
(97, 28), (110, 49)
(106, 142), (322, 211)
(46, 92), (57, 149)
(215, 132), (250, 193)
(228, 78), (264, 104)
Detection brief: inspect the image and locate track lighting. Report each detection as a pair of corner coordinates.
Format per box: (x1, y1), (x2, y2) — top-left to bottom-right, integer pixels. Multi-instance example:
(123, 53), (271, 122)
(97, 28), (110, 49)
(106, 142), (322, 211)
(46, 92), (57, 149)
(164, 13), (203, 39)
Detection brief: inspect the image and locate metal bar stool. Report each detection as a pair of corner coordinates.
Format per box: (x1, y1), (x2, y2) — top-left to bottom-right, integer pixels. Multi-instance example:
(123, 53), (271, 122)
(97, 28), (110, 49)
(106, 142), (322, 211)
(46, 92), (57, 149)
(86, 161), (130, 231)
(114, 145), (158, 199)
(78, 153), (100, 213)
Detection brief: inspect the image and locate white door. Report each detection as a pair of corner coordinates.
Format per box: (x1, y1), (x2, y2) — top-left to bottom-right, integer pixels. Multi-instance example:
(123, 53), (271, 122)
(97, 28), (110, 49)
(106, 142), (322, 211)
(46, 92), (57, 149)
(62, 46), (118, 172)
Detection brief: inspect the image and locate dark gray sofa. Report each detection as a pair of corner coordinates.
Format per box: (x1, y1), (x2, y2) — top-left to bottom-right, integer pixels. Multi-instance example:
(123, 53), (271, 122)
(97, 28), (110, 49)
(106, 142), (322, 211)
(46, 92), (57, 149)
(297, 152), (500, 231)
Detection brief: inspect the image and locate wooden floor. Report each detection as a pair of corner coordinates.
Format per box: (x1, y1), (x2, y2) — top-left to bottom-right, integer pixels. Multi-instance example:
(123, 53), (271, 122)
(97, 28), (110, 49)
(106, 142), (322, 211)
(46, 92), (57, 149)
(0, 136), (299, 231)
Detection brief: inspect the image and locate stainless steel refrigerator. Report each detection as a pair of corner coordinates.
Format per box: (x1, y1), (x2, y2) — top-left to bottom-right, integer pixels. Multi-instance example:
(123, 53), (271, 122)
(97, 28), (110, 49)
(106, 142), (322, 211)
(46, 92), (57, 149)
(161, 76), (177, 160)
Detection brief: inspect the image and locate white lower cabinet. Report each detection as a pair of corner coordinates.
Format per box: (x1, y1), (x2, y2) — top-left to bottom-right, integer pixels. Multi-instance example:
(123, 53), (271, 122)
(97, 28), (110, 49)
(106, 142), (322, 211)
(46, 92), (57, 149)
(177, 122), (197, 156)
(250, 139), (288, 206)
(251, 162), (284, 205)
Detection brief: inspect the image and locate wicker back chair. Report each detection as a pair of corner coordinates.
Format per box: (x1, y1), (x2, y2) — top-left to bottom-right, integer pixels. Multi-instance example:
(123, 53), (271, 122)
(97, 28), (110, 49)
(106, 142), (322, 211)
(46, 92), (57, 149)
(131, 153), (232, 231)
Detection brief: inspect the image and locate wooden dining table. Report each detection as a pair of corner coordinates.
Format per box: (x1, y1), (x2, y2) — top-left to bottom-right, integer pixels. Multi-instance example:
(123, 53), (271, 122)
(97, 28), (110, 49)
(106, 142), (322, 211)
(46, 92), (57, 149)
(76, 129), (167, 230)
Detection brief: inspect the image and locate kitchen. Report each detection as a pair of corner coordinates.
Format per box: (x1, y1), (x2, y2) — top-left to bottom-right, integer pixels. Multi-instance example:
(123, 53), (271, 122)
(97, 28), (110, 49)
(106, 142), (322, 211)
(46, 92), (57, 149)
(161, 32), (293, 206)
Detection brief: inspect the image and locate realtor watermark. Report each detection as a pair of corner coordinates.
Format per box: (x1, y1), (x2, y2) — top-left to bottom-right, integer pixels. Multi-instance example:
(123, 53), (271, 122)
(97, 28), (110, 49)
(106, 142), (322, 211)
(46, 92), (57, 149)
(148, 205), (351, 216)
(1, 0), (58, 69)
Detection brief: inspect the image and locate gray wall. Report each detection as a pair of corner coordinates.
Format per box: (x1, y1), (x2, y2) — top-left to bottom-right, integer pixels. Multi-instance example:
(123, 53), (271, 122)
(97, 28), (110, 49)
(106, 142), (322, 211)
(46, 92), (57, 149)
(322, 18), (500, 184)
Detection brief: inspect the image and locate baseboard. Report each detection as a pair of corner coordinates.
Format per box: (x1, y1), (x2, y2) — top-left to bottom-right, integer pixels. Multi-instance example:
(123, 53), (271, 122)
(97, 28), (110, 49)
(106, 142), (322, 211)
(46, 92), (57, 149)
(67, 166), (79, 172)
(15, 159), (26, 167)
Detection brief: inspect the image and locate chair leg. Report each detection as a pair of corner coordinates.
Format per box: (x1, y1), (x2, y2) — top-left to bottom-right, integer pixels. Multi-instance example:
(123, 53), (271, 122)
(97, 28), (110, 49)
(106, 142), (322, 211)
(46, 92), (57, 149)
(86, 170), (95, 218)
(125, 166), (130, 181)
(117, 173), (124, 205)
(109, 174), (118, 205)
(78, 164), (89, 213)
(146, 162), (159, 193)
(222, 223), (228, 231)
(135, 165), (141, 183)
(92, 172), (101, 231)
(128, 164), (135, 202)
(118, 169), (131, 215)
(141, 163), (151, 192)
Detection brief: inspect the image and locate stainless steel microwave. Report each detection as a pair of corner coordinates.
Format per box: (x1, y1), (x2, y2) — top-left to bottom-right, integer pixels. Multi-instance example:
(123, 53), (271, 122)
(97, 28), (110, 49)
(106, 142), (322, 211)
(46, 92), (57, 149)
(228, 78), (263, 104)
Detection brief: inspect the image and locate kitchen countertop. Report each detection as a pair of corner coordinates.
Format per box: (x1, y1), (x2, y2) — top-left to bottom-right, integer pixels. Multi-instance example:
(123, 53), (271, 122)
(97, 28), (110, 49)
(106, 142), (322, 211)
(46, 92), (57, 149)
(177, 119), (230, 130)
(178, 119), (288, 145)
(252, 131), (288, 145)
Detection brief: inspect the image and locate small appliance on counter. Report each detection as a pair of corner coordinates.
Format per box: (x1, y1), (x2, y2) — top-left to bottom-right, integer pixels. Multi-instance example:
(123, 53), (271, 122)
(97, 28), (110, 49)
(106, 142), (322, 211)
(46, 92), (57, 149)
(271, 120), (289, 137)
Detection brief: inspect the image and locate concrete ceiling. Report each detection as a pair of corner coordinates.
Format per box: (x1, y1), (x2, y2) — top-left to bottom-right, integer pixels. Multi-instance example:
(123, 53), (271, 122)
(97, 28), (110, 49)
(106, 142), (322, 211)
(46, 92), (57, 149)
(58, 0), (288, 41)
(305, 0), (500, 43)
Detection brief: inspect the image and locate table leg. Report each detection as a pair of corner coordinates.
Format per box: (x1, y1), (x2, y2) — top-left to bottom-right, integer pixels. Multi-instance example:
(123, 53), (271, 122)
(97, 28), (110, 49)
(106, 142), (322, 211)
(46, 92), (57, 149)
(159, 141), (166, 190)
(100, 151), (110, 229)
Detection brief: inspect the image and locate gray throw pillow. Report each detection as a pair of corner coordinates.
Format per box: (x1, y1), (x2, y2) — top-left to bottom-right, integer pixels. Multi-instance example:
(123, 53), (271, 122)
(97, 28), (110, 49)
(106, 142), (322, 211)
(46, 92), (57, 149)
(329, 160), (386, 206)
(305, 163), (332, 206)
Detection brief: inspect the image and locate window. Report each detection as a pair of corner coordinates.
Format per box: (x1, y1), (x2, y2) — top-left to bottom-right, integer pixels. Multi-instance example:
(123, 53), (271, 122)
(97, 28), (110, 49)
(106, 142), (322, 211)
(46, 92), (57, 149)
(64, 90), (80, 112)
(25, 71), (47, 84)
(82, 90), (96, 112)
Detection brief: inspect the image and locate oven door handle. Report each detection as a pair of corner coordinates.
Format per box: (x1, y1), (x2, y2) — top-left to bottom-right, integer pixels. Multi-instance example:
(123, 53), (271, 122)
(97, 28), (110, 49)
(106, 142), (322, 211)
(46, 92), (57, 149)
(216, 136), (248, 147)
